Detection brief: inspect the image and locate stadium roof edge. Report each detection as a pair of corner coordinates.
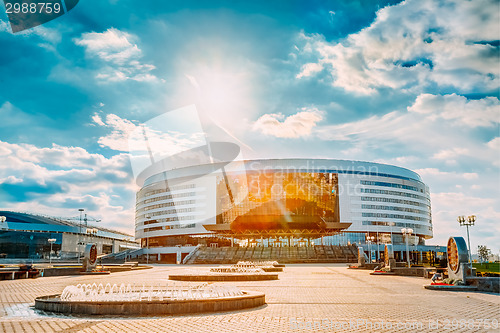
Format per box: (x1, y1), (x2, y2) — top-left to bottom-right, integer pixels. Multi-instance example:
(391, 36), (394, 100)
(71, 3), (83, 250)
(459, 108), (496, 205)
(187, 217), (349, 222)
(0, 211), (134, 239)
(141, 158), (424, 188)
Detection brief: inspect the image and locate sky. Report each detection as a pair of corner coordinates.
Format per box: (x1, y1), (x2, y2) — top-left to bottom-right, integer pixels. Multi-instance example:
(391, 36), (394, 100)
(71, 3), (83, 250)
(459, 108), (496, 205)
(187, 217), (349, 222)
(0, 0), (498, 254)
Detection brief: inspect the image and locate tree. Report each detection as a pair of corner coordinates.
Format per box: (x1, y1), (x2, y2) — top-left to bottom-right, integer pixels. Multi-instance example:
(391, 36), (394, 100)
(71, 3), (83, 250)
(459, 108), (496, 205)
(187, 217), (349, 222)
(477, 245), (491, 263)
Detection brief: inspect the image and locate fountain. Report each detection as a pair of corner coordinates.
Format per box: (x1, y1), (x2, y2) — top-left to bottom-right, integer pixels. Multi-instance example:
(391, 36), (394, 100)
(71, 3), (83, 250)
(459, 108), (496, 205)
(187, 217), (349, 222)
(237, 260), (281, 266)
(169, 263), (280, 281)
(234, 261), (284, 272)
(35, 282), (265, 315)
(209, 267), (264, 273)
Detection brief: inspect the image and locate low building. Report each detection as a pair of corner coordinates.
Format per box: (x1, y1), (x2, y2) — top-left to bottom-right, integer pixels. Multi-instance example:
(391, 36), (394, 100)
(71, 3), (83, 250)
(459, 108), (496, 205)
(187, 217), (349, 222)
(0, 211), (139, 259)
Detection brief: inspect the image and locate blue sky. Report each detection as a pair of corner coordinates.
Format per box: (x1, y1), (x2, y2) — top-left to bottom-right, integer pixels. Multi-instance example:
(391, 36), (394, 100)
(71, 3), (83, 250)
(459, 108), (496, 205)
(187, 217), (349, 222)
(0, 0), (498, 253)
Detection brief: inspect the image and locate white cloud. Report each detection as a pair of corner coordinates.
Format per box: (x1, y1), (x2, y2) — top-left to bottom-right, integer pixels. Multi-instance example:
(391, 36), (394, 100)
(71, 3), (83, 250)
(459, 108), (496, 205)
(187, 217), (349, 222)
(92, 113), (205, 157)
(313, 94), (499, 168)
(91, 113), (106, 126)
(75, 28), (141, 65)
(416, 168), (478, 181)
(408, 94), (499, 128)
(74, 28), (158, 83)
(295, 0), (499, 94)
(0, 141), (132, 185)
(0, 102), (27, 127)
(0, 19), (61, 44)
(0, 176), (23, 184)
(130, 73), (158, 82)
(296, 62), (323, 79)
(305, 92), (499, 253)
(95, 69), (128, 82)
(373, 156), (419, 166)
(430, 192), (500, 252)
(93, 113), (138, 151)
(0, 101), (52, 129)
(253, 108), (324, 138)
(487, 137), (500, 150)
(0, 19), (9, 33)
(0, 140), (136, 234)
(432, 148), (469, 161)
(486, 137), (500, 167)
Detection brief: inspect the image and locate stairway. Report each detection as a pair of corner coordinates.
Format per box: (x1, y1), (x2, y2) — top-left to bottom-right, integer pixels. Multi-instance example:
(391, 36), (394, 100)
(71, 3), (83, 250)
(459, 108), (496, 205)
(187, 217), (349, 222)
(185, 244), (358, 264)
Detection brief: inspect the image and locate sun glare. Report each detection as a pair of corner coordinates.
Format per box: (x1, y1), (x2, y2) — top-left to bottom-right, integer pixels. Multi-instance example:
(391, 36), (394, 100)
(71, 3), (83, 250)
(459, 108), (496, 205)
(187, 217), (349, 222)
(181, 65), (254, 122)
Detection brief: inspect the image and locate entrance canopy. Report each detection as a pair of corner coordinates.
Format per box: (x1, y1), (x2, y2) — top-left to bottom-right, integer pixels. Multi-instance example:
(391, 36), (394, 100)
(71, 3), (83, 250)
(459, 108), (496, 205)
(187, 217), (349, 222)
(203, 222), (351, 239)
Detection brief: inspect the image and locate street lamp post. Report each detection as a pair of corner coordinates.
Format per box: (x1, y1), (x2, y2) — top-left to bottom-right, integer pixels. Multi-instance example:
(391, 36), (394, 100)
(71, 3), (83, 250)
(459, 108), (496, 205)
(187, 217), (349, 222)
(0, 216), (6, 232)
(367, 238), (371, 262)
(401, 228), (413, 267)
(389, 222), (395, 244)
(366, 235), (375, 262)
(78, 209), (84, 263)
(48, 238), (56, 264)
(145, 215), (151, 264)
(458, 215), (475, 264)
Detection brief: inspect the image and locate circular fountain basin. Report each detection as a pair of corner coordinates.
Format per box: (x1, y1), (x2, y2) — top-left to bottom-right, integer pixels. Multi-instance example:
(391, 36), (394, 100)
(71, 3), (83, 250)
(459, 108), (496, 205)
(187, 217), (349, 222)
(231, 265), (282, 272)
(234, 261), (284, 272)
(260, 267), (283, 272)
(169, 273), (278, 281)
(169, 265), (279, 281)
(35, 291), (265, 316)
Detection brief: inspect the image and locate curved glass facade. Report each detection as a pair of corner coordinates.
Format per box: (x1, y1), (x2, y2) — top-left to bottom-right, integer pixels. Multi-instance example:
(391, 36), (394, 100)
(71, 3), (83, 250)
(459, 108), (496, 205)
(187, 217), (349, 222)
(216, 171), (339, 231)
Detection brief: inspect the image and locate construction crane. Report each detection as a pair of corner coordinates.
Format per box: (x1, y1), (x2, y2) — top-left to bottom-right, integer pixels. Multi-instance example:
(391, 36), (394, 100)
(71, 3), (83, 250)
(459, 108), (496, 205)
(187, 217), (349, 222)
(61, 210), (102, 262)
(62, 211), (102, 237)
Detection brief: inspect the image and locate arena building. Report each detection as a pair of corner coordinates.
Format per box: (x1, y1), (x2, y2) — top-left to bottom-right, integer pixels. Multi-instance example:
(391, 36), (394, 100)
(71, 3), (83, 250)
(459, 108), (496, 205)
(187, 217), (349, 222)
(0, 211), (139, 260)
(135, 159), (442, 263)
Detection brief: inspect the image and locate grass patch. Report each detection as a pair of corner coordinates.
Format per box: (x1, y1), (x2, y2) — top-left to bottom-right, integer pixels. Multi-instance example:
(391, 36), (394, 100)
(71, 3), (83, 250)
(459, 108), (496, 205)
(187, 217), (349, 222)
(472, 262), (499, 273)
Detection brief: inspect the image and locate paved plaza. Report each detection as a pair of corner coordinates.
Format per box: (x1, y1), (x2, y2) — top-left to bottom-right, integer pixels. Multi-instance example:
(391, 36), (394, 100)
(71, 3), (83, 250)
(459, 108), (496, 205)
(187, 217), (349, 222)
(0, 264), (498, 332)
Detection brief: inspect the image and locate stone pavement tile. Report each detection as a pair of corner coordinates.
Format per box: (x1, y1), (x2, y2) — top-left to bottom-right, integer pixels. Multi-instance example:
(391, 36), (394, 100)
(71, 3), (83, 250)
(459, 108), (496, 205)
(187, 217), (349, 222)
(0, 265), (498, 332)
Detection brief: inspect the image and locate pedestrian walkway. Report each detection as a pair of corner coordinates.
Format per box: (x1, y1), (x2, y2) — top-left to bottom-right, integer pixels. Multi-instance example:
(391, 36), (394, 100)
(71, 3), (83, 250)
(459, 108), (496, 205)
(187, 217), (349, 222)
(0, 264), (498, 332)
